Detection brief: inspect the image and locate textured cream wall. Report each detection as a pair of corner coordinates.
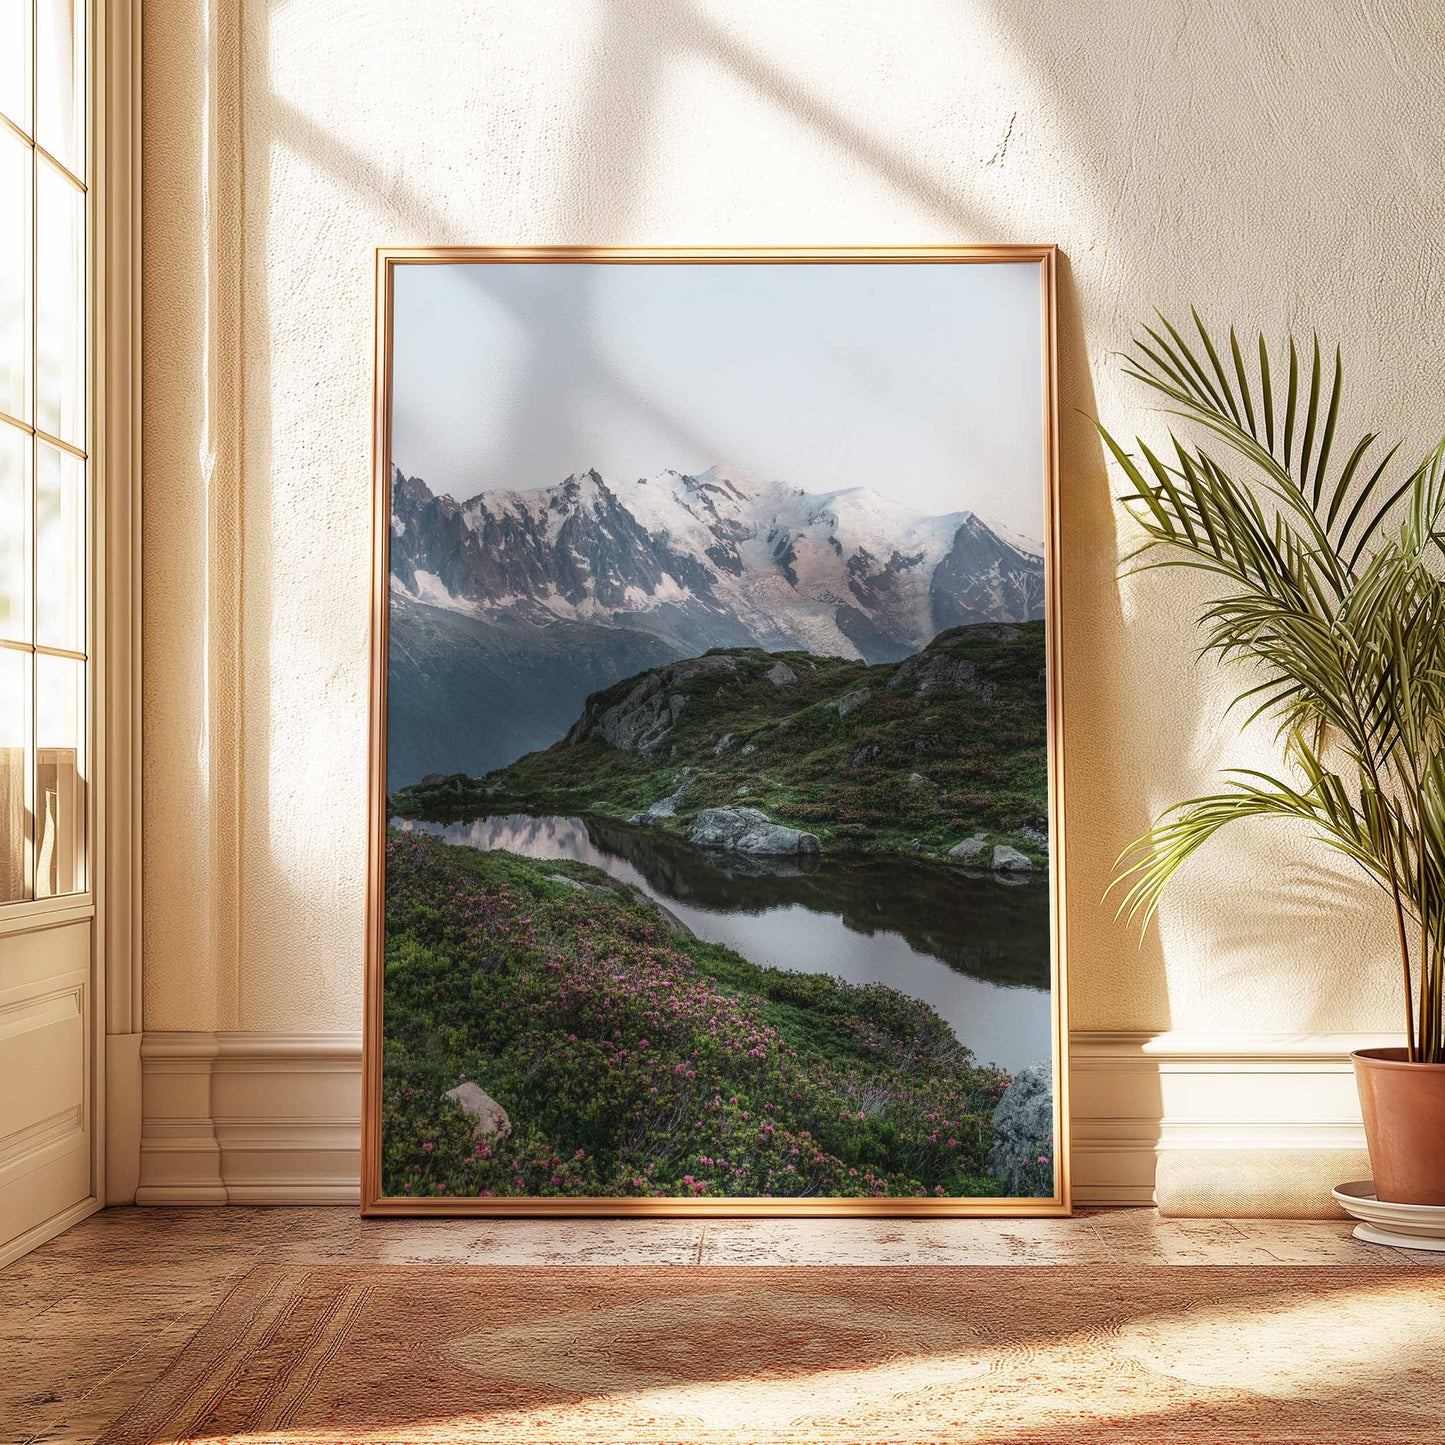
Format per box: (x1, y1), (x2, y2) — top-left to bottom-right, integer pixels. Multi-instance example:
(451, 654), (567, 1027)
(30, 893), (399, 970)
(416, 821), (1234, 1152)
(142, 0), (1445, 1035)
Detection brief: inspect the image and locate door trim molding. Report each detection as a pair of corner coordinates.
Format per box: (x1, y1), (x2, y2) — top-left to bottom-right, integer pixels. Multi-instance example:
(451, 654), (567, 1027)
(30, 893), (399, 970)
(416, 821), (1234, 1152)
(96, 0), (143, 1205)
(0, 1195), (101, 1271)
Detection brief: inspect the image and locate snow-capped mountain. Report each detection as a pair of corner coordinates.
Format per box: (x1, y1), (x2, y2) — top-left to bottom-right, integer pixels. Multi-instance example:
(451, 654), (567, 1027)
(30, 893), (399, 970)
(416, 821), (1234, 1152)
(385, 463), (1044, 787)
(390, 464), (1043, 662)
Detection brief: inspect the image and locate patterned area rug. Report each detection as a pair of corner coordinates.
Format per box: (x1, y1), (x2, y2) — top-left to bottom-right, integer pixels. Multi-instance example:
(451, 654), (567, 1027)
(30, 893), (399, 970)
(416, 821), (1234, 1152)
(101, 1265), (1443, 1444)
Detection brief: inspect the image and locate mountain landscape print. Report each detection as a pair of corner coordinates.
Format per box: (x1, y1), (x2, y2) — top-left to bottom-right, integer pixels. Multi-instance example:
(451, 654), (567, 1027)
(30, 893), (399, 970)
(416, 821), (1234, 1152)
(371, 251), (1063, 1210)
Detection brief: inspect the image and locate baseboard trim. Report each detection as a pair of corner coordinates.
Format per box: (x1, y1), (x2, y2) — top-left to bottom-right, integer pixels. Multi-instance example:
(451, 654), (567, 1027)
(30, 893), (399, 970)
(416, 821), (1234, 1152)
(1070, 1030), (1392, 1213)
(136, 1029), (1393, 1212)
(137, 1032), (361, 1206)
(0, 1195), (101, 1270)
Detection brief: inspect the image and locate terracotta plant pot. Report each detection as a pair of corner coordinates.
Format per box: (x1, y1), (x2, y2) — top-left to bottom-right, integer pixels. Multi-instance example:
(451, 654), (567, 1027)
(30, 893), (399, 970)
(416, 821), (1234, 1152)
(1353, 1048), (1445, 1205)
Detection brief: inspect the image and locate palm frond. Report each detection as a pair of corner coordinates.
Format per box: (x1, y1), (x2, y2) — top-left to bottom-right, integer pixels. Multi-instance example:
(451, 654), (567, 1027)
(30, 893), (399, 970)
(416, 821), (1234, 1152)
(1117, 313), (1434, 567)
(1101, 311), (1445, 1060)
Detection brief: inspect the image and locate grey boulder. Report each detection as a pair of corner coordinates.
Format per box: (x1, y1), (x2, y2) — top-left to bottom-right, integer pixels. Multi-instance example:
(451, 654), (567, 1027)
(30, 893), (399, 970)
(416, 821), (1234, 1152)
(545, 872), (610, 895)
(445, 1082), (512, 1141)
(948, 835), (989, 863)
(645, 768), (694, 818)
(889, 651), (998, 700)
(689, 806), (821, 856)
(765, 661), (799, 687)
(992, 844), (1033, 873)
(987, 1061), (1053, 1194)
(828, 687), (871, 718)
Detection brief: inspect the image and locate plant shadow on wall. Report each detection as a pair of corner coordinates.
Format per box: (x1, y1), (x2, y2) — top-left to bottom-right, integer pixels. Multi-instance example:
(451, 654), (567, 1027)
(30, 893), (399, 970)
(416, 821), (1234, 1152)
(1100, 313), (1445, 1065)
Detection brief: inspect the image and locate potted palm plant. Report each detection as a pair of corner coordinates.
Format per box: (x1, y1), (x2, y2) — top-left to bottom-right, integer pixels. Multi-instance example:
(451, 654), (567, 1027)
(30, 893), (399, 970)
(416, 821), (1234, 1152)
(1100, 313), (1445, 1205)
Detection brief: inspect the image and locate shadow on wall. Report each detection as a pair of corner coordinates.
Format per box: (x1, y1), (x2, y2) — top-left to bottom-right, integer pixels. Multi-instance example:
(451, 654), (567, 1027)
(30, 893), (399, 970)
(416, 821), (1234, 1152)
(973, 0), (1437, 1040)
(162, 0), (1440, 1044)
(1052, 254), (1172, 1046)
(171, 0), (1174, 1039)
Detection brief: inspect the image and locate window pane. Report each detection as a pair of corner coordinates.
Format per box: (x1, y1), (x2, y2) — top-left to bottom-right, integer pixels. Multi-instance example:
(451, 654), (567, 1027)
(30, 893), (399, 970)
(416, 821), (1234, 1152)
(0, 125), (31, 423)
(36, 0), (83, 178)
(0, 647), (30, 902)
(0, 0), (32, 136)
(0, 425), (29, 642)
(36, 156), (83, 446)
(35, 651), (83, 897)
(35, 441), (81, 650)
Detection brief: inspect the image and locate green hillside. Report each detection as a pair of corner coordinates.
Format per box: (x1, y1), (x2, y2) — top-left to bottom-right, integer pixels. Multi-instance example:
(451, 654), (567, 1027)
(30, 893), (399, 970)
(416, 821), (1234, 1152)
(393, 621), (1049, 865)
(381, 830), (1014, 1199)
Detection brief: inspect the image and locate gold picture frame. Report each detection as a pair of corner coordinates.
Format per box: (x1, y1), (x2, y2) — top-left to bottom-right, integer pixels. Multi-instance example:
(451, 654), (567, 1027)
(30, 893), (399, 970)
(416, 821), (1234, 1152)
(364, 246), (1068, 1216)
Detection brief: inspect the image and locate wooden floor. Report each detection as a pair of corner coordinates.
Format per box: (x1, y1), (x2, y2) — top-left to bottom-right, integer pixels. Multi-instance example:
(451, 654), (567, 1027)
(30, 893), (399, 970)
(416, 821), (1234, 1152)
(3, 1206), (1441, 1444)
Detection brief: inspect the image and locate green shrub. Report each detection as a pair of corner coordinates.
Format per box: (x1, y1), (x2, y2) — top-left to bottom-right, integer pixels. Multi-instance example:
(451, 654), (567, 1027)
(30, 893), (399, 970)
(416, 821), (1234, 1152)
(381, 832), (1011, 1199)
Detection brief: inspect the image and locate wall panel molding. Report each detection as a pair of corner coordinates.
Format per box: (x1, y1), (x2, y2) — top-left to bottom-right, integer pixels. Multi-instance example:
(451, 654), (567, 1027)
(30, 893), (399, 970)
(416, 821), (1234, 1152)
(138, 1029), (1390, 1212)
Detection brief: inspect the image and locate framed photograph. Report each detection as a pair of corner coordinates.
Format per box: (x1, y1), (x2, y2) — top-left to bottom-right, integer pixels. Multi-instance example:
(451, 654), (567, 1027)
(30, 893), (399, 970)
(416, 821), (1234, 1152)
(363, 247), (1066, 1215)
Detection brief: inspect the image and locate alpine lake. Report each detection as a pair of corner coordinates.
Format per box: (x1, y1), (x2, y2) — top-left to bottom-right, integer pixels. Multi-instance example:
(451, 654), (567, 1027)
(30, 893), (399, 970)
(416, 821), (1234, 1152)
(391, 811), (1052, 1075)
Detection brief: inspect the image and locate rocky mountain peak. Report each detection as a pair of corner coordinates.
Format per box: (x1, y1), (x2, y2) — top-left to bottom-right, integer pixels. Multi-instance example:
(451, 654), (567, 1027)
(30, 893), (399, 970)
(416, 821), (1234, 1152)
(390, 462), (1044, 666)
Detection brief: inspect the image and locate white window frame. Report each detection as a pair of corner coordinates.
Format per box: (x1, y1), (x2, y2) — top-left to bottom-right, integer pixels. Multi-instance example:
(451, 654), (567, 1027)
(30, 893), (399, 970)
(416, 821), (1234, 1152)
(0, 2), (92, 925)
(0, 0), (141, 1259)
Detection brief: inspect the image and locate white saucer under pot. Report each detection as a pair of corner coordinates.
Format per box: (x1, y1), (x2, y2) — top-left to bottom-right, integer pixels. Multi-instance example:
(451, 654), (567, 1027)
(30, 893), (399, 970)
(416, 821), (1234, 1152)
(1332, 1180), (1445, 1251)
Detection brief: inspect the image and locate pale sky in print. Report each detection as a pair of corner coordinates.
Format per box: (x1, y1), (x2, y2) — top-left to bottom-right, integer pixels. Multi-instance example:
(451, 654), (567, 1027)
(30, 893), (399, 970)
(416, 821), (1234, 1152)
(391, 259), (1046, 542)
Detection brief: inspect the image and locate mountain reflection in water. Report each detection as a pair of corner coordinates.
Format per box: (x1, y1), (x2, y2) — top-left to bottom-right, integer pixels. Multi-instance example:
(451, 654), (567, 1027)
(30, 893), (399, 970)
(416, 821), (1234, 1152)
(393, 812), (1052, 1074)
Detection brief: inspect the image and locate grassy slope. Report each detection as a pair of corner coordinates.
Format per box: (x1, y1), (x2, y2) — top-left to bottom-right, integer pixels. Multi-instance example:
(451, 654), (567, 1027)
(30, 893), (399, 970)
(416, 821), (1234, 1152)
(382, 831), (1013, 1199)
(394, 621), (1048, 864)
